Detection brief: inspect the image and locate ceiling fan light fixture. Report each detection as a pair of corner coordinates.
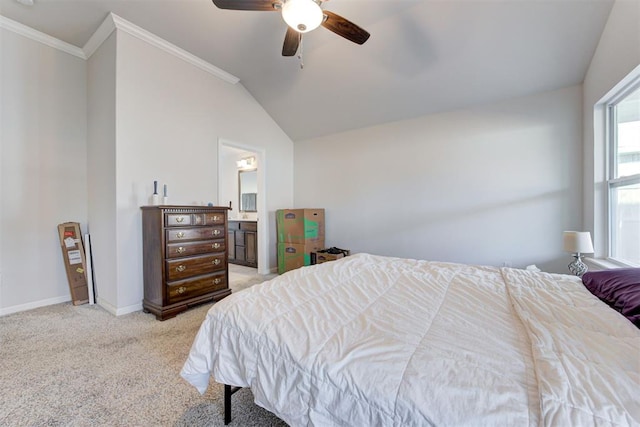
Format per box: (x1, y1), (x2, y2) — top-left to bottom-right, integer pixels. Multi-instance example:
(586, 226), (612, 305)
(281, 0), (323, 33)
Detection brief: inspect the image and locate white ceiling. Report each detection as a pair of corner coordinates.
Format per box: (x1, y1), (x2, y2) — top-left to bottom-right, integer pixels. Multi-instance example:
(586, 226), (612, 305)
(0, 0), (614, 141)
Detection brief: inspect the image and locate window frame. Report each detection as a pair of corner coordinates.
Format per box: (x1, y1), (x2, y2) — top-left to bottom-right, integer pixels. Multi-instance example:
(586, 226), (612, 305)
(605, 80), (640, 267)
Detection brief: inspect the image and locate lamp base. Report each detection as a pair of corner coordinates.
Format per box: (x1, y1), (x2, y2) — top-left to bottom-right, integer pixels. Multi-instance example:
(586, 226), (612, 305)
(568, 253), (588, 277)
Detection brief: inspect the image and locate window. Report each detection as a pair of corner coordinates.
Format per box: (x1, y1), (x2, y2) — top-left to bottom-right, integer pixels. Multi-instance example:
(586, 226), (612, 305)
(607, 84), (640, 266)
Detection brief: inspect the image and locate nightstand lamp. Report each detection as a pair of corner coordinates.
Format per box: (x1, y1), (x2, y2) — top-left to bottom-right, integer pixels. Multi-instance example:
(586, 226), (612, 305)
(563, 231), (594, 277)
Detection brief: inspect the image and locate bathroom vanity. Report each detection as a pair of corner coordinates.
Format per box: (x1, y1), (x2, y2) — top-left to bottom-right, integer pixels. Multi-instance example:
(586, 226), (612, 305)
(228, 220), (257, 268)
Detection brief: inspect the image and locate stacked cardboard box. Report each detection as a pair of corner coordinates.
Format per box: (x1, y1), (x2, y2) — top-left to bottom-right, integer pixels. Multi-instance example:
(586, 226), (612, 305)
(276, 209), (325, 274)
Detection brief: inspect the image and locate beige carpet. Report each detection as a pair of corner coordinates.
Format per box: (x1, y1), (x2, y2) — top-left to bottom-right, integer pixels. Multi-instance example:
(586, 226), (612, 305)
(0, 275), (284, 427)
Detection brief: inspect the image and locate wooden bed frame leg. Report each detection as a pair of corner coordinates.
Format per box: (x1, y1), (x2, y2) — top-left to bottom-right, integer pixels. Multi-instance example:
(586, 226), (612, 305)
(224, 384), (242, 425)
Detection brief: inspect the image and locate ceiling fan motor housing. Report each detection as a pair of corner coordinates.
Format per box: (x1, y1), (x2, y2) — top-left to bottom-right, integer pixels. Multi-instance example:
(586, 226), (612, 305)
(281, 0), (324, 33)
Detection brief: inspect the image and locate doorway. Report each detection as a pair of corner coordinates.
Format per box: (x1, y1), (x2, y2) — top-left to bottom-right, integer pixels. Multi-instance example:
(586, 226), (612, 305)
(218, 139), (269, 285)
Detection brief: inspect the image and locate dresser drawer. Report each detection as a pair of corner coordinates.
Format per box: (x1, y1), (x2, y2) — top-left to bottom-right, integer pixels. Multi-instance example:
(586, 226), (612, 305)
(201, 212), (226, 225)
(165, 253), (226, 281)
(166, 226), (225, 243)
(166, 213), (193, 227)
(167, 271), (227, 304)
(166, 239), (226, 258)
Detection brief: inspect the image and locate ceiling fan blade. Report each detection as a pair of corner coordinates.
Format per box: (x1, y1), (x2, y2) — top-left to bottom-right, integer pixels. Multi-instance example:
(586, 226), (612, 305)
(211, 0), (278, 11)
(282, 27), (300, 56)
(321, 10), (370, 45)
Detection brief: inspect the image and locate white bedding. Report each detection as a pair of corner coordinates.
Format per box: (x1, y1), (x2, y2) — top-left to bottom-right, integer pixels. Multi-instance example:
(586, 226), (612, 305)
(181, 253), (640, 426)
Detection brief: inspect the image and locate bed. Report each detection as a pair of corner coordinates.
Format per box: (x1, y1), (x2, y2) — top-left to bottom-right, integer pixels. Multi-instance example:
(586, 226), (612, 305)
(181, 253), (640, 426)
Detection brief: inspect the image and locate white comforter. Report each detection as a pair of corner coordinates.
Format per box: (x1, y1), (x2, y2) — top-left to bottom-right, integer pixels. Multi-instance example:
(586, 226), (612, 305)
(181, 253), (640, 426)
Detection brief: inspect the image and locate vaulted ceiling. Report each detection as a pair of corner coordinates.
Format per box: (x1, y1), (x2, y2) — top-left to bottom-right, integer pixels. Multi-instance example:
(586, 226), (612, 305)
(0, 0), (614, 141)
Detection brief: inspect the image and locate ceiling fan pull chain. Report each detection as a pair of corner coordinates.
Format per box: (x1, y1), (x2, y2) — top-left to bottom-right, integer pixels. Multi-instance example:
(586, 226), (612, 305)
(298, 33), (304, 69)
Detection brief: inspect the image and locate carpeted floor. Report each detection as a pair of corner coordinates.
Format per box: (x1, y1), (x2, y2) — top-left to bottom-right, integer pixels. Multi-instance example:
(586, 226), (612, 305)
(0, 274), (285, 427)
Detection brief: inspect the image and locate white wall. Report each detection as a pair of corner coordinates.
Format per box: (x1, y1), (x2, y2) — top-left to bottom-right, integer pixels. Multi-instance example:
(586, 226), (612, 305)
(87, 32), (118, 311)
(1, 15), (293, 316)
(108, 29), (293, 312)
(0, 28), (87, 315)
(295, 86), (583, 273)
(583, 0), (640, 258)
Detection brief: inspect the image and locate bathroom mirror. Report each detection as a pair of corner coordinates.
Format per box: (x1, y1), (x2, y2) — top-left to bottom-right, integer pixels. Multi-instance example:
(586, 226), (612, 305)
(238, 169), (257, 212)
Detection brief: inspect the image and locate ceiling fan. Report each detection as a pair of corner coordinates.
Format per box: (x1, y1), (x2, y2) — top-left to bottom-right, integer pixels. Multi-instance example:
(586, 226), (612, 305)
(211, 0), (370, 57)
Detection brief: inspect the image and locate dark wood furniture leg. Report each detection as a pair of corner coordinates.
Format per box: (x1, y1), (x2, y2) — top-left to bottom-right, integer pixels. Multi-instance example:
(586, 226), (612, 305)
(224, 384), (242, 425)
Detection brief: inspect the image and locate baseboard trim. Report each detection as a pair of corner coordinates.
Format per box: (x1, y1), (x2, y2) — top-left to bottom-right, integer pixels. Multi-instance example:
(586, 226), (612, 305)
(0, 294), (142, 318)
(0, 295), (71, 317)
(116, 302), (143, 316)
(96, 297), (142, 317)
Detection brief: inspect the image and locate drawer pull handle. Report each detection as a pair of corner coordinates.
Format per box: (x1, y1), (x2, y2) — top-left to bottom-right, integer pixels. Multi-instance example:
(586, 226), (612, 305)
(213, 278), (221, 285)
(177, 286), (187, 294)
(176, 232), (185, 239)
(212, 243), (221, 249)
(177, 247), (186, 254)
(212, 215), (220, 221)
(176, 265), (187, 272)
(213, 230), (221, 236)
(212, 259), (221, 266)
(195, 216), (202, 224)
(176, 216), (184, 223)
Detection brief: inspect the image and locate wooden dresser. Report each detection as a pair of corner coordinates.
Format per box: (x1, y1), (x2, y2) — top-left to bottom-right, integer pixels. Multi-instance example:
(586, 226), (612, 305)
(141, 205), (231, 320)
(228, 220), (257, 268)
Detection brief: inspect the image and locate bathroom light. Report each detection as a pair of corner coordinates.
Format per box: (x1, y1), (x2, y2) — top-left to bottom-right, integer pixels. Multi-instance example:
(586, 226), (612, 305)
(281, 0), (323, 33)
(563, 231), (594, 276)
(236, 156), (256, 169)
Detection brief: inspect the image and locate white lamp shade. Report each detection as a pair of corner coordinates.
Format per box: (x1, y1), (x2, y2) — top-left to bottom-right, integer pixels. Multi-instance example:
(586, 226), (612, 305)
(281, 0), (323, 33)
(563, 231), (594, 254)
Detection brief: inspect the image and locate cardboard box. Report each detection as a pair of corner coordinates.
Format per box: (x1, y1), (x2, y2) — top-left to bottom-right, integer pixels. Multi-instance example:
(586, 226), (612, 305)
(278, 241), (325, 274)
(311, 249), (351, 264)
(57, 222), (89, 305)
(276, 209), (325, 244)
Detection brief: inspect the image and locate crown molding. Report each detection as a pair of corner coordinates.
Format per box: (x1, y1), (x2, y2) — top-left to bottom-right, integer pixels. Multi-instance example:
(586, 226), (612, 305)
(0, 15), (86, 59)
(84, 13), (239, 85)
(81, 11), (118, 59)
(1, 13), (239, 85)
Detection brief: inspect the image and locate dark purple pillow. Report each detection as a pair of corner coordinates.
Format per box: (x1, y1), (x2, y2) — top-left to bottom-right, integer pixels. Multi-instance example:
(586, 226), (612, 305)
(582, 268), (640, 328)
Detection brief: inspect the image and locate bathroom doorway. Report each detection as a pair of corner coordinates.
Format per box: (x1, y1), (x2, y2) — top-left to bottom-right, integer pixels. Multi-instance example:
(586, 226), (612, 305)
(218, 139), (269, 284)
